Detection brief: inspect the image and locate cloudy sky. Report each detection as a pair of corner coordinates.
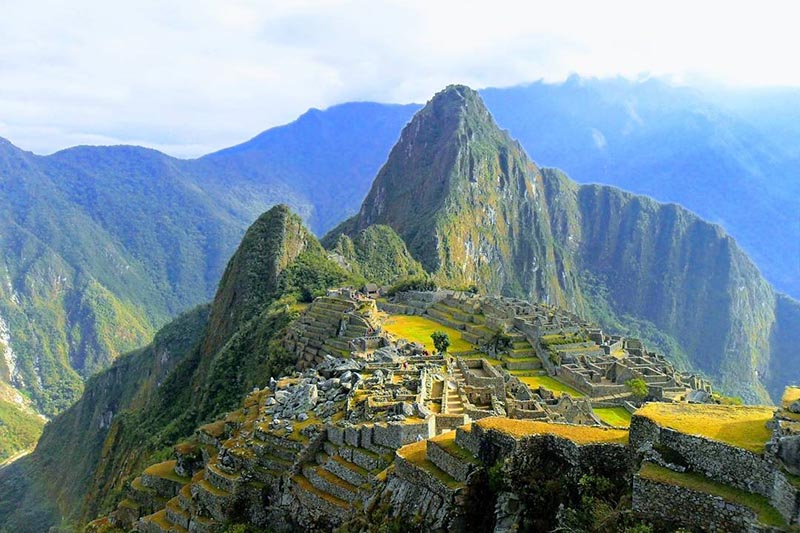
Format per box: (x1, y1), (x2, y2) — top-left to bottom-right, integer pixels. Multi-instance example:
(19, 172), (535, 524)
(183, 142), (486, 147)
(1, 0), (797, 157)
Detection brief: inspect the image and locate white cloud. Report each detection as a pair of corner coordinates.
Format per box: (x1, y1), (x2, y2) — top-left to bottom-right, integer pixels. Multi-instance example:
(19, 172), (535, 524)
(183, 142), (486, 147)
(1, 0), (798, 157)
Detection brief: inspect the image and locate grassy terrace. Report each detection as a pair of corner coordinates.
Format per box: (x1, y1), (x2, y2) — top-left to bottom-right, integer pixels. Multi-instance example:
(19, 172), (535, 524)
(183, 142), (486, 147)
(143, 460), (191, 484)
(476, 417), (629, 445)
(783, 386), (800, 408)
(382, 314), (474, 352)
(639, 462), (787, 528)
(593, 407), (632, 427)
(511, 373), (585, 397)
(635, 403), (774, 454)
(430, 431), (478, 463)
(396, 440), (462, 488)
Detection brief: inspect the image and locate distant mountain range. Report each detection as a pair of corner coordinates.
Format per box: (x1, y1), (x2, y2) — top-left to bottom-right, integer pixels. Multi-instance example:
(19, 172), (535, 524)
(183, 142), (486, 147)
(1, 85), (798, 532)
(0, 77), (798, 462)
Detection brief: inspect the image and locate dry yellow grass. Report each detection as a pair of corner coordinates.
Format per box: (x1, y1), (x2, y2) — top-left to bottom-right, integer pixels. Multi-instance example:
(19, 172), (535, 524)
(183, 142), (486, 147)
(476, 416), (629, 445)
(782, 387), (800, 408)
(635, 402), (774, 453)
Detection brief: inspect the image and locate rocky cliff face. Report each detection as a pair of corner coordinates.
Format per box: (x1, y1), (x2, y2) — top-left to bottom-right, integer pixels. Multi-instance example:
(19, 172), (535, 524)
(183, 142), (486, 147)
(328, 85), (798, 403)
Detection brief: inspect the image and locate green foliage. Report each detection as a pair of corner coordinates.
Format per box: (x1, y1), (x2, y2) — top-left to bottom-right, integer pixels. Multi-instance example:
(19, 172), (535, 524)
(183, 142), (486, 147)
(0, 400), (44, 462)
(328, 225), (425, 286)
(387, 275), (437, 296)
(280, 251), (355, 303)
(626, 378), (649, 401)
(431, 331), (450, 354)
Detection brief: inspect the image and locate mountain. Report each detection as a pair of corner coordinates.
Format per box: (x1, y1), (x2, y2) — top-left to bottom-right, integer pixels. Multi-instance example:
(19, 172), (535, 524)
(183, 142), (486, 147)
(480, 78), (800, 299)
(327, 84), (798, 403)
(0, 205), (358, 530)
(0, 103), (414, 457)
(2, 86), (798, 532)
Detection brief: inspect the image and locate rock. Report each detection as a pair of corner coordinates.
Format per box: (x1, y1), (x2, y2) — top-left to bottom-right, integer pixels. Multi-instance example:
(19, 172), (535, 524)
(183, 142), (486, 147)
(778, 435), (800, 475)
(686, 389), (712, 403)
(396, 402), (414, 417)
(789, 400), (800, 414)
(297, 413), (309, 422)
(265, 397), (277, 406)
(414, 402), (432, 418)
(319, 377), (340, 392)
(269, 377), (277, 390)
(341, 381), (352, 391)
(274, 390), (290, 404)
(340, 370), (353, 383)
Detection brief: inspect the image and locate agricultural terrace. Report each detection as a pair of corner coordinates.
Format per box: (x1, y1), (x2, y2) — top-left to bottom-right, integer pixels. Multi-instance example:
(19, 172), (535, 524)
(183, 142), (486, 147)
(382, 314), (474, 353)
(782, 386), (800, 408)
(593, 407), (632, 427)
(511, 374), (585, 397)
(638, 462), (787, 528)
(635, 403), (773, 454)
(476, 416), (629, 445)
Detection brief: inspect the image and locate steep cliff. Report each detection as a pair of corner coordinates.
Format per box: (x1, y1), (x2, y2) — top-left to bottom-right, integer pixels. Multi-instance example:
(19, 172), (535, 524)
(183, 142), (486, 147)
(327, 85), (798, 402)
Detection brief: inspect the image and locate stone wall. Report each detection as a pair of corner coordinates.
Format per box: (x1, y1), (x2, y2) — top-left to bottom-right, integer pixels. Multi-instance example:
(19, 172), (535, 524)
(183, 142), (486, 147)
(427, 440), (474, 482)
(458, 359), (505, 399)
(633, 475), (766, 532)
(370, 420), (433, 449)
(630, 415), (800, 524)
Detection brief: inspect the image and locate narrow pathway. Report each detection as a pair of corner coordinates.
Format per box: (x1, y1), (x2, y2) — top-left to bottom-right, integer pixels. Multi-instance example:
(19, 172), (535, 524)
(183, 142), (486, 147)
(0, 446), (34, 470)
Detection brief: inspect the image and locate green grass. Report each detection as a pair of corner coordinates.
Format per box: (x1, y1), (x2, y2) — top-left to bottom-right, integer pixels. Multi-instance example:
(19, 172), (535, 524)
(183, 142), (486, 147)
(0, 399), (45, 463)
(511, 373), (585, 397)
(383, 314), (474, 352)
(635, 403), (773, 454)
(639, 462), (787, 528)
(593, 407), (632, 427)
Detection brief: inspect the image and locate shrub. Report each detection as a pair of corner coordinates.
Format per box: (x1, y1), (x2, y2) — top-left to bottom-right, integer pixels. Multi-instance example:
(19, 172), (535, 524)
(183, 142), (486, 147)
(626, 378), (649, 400)
(431, 331), (450, 354)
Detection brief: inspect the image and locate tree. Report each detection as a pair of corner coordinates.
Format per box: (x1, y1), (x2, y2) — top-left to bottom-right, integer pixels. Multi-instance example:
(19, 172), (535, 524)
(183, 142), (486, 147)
(626, 378), (649, 401)
(431, 331), (450, 354)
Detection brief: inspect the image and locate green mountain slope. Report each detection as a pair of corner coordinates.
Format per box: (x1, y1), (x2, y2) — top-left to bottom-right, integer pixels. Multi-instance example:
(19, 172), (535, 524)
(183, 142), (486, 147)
(0, 205), (356, 530)
(327, 85), (798, 403)
(0, 103), (413, 453)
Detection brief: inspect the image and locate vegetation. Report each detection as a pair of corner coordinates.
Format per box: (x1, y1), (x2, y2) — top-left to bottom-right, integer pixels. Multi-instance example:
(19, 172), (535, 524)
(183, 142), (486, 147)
(328, 226), (425, 286)
(635, 403), (773, 453)
(639, 462), (786, 527)
(593, 407), (633, 427)
(476, 417), (629, 445)
(0, 400), (44, 462)
(626, 378), (649, 401)
(381, 315), (473, 353)
(431, 331), (450, 354)
(386, 275), (437, 296)
(511, 374), (585, 397)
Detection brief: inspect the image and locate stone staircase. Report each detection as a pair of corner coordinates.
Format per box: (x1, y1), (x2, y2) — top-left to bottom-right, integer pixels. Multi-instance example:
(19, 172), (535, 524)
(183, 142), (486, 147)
(443, 365), (467, 416)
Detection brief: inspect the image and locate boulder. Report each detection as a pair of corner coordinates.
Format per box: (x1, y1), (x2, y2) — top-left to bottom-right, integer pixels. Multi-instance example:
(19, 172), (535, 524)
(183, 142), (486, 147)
(789, 400), (800, 414)
(778, 435), (800, 475)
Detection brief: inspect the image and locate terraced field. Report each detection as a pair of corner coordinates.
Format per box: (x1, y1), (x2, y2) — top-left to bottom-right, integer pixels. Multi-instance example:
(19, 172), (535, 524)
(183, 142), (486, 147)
(382, 314), (474, 353)
(593, 407), (632, 427)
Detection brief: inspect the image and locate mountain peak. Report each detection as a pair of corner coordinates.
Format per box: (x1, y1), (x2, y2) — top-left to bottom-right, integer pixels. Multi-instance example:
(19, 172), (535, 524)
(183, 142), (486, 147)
(324, 85), (572, 302)
(202, 204), (317, 355)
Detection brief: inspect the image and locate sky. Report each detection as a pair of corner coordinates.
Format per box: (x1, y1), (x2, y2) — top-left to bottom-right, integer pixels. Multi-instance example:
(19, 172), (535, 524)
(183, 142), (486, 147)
(1, 0), (798, 158)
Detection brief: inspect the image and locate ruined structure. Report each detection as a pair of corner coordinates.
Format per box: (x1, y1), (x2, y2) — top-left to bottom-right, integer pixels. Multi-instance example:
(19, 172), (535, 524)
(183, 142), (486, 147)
(87, 289), (791, 532)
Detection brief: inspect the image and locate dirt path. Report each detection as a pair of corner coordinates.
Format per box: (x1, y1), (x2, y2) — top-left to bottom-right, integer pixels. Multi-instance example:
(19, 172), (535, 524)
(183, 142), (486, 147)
(0, 446), (33, 470)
